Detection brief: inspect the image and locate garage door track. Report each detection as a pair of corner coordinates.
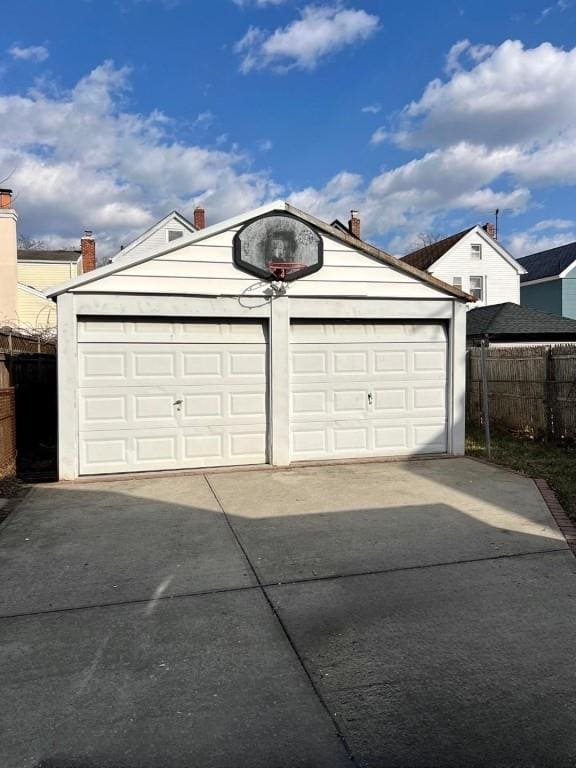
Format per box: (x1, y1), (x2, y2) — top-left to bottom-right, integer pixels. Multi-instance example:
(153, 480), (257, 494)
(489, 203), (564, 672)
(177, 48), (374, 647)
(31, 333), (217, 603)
(1, 458), (576, 767)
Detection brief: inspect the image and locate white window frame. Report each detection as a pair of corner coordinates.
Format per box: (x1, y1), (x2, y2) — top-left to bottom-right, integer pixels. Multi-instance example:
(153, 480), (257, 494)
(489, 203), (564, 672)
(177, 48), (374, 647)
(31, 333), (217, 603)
(453, 276), (463, 290)
(470, 275), (484, 301)
(471, 243), (482, 259)
(167, 229), (184, 242)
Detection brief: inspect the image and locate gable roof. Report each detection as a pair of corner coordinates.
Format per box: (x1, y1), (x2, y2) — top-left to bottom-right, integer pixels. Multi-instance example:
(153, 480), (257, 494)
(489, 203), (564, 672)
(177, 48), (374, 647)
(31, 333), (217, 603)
(330, 219), (360, 238)
(17, 282), (53, 299)
(402, 225), (526, 274)
(402, 228), (474, 271)
(111, 210), (196, 262)
(18, 249), (81, 263)
(45, 200), (473, 302)
(467, 302), (576, 341)
(518, 241), (576, 283)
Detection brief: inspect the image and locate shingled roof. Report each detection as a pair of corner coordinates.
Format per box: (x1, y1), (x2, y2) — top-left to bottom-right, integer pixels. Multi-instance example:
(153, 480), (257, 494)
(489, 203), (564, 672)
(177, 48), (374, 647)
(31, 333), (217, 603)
(467, 302), (576, 342)
(402, 228), (474, 271)
(518, 241), (576, 283)
(18, 249), (81, 263)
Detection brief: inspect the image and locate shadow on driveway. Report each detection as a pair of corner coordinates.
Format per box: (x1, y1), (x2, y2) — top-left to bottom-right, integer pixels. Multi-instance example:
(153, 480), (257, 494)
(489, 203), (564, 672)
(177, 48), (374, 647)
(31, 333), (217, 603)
(0, 458), (575, 768)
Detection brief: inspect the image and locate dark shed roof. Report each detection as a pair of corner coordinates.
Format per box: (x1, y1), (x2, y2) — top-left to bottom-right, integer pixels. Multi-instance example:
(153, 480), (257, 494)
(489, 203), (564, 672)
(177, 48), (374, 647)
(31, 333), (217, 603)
(467, 302), (576, 341)
(18, 249), (81, 263)
(518, 241), (576, 283)
(401, 228), (473, 271)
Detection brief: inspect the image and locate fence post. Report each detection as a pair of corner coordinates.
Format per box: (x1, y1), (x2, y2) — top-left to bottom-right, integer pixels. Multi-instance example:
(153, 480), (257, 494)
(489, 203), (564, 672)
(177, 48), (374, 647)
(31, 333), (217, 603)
(545, 346), (556, 442)
(480, 339), (491, 459)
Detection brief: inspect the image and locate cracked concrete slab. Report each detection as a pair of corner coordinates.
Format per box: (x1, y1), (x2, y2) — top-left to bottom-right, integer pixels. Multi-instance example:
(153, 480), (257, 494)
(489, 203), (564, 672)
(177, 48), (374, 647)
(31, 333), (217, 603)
(0, 476), (255, 615)
(0, 589), (350, 768)
(208, 459), (567, 583)
(267, 550), (576, 768)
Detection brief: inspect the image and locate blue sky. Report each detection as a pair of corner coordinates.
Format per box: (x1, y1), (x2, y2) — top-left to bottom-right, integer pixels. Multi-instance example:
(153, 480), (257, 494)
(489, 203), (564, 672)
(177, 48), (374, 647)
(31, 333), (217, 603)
(2, 0), (576, 258)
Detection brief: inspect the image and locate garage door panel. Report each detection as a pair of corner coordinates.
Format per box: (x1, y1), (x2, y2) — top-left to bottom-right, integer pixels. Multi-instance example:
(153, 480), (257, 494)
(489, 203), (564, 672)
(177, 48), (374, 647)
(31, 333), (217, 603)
(133, 352), (175, 379)
(182, 352), (222, 378)
(374, 350), (408, 375)
(78, 319), (267, 344)
(79, 344), (266, 388)
(373, 388), (407, 413)
(291, 418), (446, 460)
(80, 423), (268, 475)
(290, 321), (448, 461)
(78, 319), (268, 475)
(333, 351), (369, 374)
(291, 351), (328, 376)
(374, 425), (409, 451)
(81, 352), (126, 384)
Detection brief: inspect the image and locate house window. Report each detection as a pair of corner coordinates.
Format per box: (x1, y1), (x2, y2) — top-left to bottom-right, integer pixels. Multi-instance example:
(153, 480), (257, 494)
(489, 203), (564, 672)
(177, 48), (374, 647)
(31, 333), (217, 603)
(471, 243), (482, 259)
(453, 276), (463, 290)
(167, 229), (183, 242)
(470, 276), (484, 301)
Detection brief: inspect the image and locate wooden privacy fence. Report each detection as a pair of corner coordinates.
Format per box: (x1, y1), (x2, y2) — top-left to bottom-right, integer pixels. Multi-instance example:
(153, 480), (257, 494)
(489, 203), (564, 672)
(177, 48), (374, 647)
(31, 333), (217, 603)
(0, 387), (16, 479)
(0, 331), (57, 481)
(467, 344), (576, 441)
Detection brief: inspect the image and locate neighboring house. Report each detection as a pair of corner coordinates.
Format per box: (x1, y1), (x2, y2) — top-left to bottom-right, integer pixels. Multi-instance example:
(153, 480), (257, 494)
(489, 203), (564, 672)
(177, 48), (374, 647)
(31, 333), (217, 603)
(402, 224), (526, 307)
(467, 302), (576, 346)
(110, 208), (202, 263)
(0, 188), (96, 330)
(46, 200), (472, 481)
(518, 242), (576, 320)
(17, 248), (83, 329)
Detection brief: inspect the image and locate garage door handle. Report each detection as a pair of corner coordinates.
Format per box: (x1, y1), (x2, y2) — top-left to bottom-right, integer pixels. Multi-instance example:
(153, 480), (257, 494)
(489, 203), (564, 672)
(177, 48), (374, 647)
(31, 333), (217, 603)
(173, 399), (183, 406)
(367, 392), (373, 405)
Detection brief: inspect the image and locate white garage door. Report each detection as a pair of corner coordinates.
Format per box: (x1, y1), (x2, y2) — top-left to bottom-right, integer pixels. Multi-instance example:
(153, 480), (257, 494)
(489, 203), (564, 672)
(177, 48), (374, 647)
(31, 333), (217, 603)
(290, 321), (448, 461)
(77, 319), (268, 475)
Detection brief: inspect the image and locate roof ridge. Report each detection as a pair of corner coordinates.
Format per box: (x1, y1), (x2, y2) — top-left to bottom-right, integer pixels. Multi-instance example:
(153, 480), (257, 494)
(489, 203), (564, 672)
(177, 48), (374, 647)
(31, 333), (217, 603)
(403, 227), (474, 259)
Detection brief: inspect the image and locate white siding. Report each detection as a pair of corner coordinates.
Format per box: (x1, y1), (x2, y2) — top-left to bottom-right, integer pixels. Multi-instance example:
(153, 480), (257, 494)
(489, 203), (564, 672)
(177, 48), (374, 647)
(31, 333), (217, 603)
(77, 319), (268, 474)
(290, 321), (448, 460)
(430, 230), (520, 306)
(73, 232), (453, 300)
(114, 214), (195, 263)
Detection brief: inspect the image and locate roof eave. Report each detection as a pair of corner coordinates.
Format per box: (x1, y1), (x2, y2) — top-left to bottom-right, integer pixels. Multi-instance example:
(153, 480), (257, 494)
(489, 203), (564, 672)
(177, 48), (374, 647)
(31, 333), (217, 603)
(46, 199), (474, 303)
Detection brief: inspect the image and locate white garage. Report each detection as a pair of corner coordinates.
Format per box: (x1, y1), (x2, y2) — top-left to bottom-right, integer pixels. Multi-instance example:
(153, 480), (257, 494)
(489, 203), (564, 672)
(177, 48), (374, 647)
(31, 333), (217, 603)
(48, 202), (470, 480)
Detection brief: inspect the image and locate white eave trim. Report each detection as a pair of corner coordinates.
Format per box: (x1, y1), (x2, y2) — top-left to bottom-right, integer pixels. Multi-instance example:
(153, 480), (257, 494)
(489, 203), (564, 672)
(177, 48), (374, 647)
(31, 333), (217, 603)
(17, 282), (52, 299)
(470, 227), (527, 274)
(521, 275), (562, 287)
(45, 199), (472, 303)
(18, 256), (81, 266)
(46, 200), (289, 297)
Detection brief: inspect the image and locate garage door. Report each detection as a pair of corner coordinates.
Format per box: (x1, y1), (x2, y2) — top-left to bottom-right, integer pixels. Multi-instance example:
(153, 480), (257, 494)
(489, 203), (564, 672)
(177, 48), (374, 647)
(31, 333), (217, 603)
(290, 321), (448, 461)
(77, 319), (268, 475)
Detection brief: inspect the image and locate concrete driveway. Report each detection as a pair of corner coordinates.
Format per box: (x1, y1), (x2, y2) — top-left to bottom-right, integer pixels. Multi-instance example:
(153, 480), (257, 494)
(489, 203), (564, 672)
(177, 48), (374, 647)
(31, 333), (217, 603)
(1, 458), (575, 768)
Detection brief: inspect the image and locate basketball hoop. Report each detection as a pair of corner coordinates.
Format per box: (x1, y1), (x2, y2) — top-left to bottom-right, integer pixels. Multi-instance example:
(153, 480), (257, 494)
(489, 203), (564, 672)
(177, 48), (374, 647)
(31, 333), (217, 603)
(267, 262), (305, 281)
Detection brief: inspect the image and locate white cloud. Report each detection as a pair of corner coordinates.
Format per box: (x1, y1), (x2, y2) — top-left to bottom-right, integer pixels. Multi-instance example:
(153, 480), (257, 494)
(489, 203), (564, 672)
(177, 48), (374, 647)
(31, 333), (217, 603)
(0, 61), (280, 256)
(257, 138), (273, 151)
(444, 39), (494, 74)
(361, 103), (381, 114)
(505, 217), (576, 257)
(370, 126), (388, 144)
(8, 44), (49, 63)
(235, 5), (379, 73)
(537, 0), (571, 23)
(530, 218), (574, 232)
(8, 39), (576, 264)
(192, 110), (215, 129)
(394, 40), (576, 151)
(233, 0), (287, 6)
(507, 229), (576, 258)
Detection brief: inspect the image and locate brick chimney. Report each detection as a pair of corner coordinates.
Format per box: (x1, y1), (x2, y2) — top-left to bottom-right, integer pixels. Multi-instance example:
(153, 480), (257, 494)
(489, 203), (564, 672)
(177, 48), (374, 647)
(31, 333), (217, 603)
(482, 222), (496, 239)
(348, 210), (361, 238)
(80, 230), (96, 273)
(0, 189), (18, 325)
(194, 206), (206, 230)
